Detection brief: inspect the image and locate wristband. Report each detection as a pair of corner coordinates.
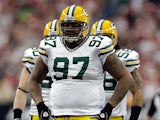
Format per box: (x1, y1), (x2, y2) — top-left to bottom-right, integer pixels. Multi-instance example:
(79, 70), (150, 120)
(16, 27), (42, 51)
(13, 108), (22, 119)
(129, 106), (142, 120)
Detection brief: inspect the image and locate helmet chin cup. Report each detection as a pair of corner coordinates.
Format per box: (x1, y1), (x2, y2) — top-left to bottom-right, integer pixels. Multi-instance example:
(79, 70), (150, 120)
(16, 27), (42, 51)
(62, 27), (83, 43)
(63, 36), (79, 43)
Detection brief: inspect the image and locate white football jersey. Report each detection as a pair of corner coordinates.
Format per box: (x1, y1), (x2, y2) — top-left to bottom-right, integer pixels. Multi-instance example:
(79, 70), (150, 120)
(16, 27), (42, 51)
(39, 35), (115, 116)
(147, 92), (160, 119)
(22, 47), (52, 115)
(104, 49), (140, 117)
(153, 93), (160, 119)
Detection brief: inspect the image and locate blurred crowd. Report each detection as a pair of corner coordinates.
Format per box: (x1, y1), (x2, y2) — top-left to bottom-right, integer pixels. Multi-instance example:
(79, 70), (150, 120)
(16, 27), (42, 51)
(0, 0), (160, 120)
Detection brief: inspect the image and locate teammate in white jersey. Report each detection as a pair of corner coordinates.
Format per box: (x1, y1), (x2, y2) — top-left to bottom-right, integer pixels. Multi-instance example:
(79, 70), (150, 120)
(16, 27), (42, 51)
(28, 5), (133, 120)
(146, 91), (160, 120)
(13, 19), (59, 120)
(91, 19), (143, 120)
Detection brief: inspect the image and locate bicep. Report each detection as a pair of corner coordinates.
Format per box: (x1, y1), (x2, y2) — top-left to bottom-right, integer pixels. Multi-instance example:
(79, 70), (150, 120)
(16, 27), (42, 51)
(104, 53), (130, 80)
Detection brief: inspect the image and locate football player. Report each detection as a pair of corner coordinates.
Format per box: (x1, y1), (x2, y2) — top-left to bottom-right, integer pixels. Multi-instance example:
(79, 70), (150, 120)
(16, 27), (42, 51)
(146, 91), (160, 120)
(28, 5), (133, 120)
(13, 19), (60, 120)
(91, 19), (143, 120)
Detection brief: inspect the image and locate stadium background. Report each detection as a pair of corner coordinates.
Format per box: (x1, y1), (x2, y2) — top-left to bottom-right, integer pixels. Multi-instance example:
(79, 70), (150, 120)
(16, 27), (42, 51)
(0, 0), (159, 120)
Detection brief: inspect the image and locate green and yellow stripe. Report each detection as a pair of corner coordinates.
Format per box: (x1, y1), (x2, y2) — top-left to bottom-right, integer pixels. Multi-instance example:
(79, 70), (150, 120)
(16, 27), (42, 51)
(125, 59), (140, 67)
(99, 44), (115, 56)
(38, 47), (48, 57)
(22, 57), (35, 64)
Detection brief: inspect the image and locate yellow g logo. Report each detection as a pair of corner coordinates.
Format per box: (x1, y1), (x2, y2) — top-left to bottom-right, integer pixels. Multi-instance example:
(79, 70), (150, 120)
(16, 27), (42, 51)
(83, 9), (88, 16)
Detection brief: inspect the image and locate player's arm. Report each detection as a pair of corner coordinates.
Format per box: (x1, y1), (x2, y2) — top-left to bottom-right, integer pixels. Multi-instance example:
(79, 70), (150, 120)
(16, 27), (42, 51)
(28, 56), (48, 105)
(100, 52), (133, 119)
(130, 69), (143, 106)
(104, 53), (132, 107)
(13, 67), (30, 119)
(29, 56), (51, 119)
(129, 69), (143, 120)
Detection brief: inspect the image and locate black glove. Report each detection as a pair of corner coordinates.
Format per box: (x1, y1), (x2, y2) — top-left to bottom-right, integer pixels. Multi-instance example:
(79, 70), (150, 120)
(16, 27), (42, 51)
(129, 106), (141, 120)
(99, 103), (113, 120)
(13, 108), (22, 120)
(37, 102), (51, 120)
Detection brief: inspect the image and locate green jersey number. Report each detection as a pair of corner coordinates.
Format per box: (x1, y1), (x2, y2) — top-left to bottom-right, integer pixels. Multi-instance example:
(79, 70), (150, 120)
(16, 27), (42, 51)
(53, 57), (89, 80)
(32, 48), (39, 56)
(104, 78), (117, 91)
(41, 79), (53, 88)
(44, 36), (57, 47)
(117, 49), (132, 59)
(89, 35), (104, 47)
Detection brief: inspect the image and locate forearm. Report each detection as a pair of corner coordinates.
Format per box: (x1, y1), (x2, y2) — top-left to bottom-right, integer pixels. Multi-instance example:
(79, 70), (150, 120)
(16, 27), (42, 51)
(130, 69), (143, 107)
(29, 78), (43, 105)
(108, 76), (131, 107)
(13, 89), (28, 110)
(129, 73), (143, 120)
(129, 90), (143, 120)
(13, 89), (28, 119)
(131, 89), (143, 107)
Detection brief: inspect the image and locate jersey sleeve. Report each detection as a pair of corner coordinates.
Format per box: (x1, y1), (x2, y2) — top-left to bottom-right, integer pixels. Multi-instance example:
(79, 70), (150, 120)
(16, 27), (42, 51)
(125, 50), (140, 72)
(38, 39), (48, 65)
(22, 48), (36, 73)
(98, 36), (115, 65)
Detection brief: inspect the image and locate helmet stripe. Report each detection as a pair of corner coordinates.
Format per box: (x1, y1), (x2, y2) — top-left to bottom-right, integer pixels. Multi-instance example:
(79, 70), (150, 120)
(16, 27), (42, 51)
(51, 19), (57, 32)
(96, 19), (104, 31)
(50, 22), (52, 29)
(68, 5), (76, 17)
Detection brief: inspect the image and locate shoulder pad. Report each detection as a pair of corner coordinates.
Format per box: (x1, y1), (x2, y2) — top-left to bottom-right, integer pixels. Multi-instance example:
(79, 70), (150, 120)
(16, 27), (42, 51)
(117, 49), (139, 60)
(116, 49), (140, 68)
(89, 35), (113, 48)
(22, 47), (39, 63)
